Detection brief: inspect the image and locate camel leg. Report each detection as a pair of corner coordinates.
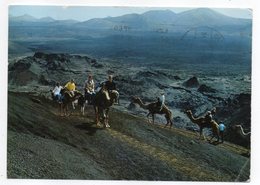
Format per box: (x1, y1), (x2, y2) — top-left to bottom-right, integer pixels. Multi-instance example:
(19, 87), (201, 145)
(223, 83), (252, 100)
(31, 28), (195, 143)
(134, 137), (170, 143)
(199, 128), (202, 140)
(96, 114), (101, 126)
(101, 110), (106, 128)
(63, 105), (68, 116)
(59, 104), (62, 116)
(81, 105), (85, 116)
(62, 104), (66, 116)
(209, 135), (213, 142)
(209, 134), (216, 143)
(213, 130), (220, 142)
(170, 119), (173, 129)
(94, 106), (101, 127)
(164, 115), (170, 128)
(66, 105), (70, 116)
(104, 117), (107, 127)
(105, 109), (110, 128)
(200, 128), (206, 140)
(147, 113), (151, 124)
(102, 109), (110, 128)
(209, 131), (218, 143)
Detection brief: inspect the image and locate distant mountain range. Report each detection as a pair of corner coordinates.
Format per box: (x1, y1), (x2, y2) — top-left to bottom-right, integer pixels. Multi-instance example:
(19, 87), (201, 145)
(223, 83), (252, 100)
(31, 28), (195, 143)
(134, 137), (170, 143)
(9, 14), (79, 26)
(9, 8), (251, 29)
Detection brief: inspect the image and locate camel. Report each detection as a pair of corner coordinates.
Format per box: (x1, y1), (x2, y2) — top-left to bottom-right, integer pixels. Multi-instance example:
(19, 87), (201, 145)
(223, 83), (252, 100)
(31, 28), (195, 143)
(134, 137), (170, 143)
(185, 110), (219, 141)
(77, 94), (87, 115)
(93, 90), (117, 128)
(131, 97), (173, 128)
(234, 125), (251, 136)
(60, 90), (83, 116)
(234, 124), (251, 156)
(234, 124), (251, 145)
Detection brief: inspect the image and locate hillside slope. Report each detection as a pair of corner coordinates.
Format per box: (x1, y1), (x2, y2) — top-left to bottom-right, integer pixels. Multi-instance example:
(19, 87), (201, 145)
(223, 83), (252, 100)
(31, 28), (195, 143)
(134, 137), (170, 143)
(7, 92), (250, 181)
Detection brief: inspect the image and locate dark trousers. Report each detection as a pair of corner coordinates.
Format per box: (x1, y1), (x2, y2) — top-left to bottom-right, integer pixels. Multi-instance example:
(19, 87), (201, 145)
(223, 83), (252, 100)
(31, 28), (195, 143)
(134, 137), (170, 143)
(220, 131), (224, 143)
(85, 92), (95, 105)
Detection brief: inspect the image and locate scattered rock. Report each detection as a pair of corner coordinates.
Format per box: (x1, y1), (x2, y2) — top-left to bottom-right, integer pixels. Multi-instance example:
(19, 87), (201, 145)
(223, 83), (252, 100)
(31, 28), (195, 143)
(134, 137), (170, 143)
(173, 76), (181, 80)
(235, 93), (251, 105)
(137, 71), (157, 78)
(9, 59), (32, 72)
(198, 84), (217, 93)
(33, 52), (45, 59)
(90, 59), (97, 64)
(92, 63), (103, 68)
(183, 76), (199, 88)
(127, 102), (137, 110)
(107, 70), (115, 74)
(38, 75), (51, 85)
(30, 97), (42, 104)
(34, 52), (71, 63)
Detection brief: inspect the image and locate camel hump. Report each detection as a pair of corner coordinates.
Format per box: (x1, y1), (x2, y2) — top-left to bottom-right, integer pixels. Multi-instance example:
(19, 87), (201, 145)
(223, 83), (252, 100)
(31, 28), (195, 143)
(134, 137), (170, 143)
(163, 104), (171, 111)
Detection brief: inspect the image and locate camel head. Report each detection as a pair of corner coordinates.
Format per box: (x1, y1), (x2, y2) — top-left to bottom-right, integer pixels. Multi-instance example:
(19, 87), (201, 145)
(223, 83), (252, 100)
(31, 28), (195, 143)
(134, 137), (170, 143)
(185, 110), (192, 116)
(131, 96), (141, 103)
(211, 107), (217, 114)
(74, 90), (82, 95)
(232, 124), (242, 130)
(110, 91), (118, 102)
(232, 124), (251, 136)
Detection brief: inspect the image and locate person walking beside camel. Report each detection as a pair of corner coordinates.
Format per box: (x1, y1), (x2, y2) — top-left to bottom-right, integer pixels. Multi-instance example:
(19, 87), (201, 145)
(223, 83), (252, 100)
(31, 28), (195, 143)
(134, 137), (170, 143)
(219, 121), (226, 143)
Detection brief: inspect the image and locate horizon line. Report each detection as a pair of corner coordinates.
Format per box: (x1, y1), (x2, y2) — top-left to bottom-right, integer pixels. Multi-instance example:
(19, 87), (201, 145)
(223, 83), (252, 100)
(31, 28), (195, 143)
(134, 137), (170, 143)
(9, 8), (252, 23)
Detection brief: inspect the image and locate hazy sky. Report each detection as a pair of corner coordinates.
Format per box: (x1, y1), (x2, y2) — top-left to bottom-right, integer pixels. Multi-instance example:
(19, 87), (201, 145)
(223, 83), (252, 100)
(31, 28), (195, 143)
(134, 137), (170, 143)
(9, 6), (252, 21)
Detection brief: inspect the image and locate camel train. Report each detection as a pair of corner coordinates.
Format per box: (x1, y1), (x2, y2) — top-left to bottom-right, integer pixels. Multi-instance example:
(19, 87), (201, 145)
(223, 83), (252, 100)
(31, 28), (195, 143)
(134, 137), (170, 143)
(52, 89), (219, 139)
(51, 86), (118, 128)
(51, 80), (249, 145)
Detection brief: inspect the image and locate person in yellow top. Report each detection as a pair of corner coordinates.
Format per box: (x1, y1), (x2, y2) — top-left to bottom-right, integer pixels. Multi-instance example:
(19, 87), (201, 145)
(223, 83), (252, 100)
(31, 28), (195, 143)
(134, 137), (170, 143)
(65, 79), (76, 92)
(64, 79), (77, 109)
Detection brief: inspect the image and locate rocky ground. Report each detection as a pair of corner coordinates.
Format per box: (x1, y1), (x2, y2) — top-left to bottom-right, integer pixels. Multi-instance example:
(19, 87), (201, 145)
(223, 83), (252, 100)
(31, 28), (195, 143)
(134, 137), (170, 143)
(8, 52), (251, 147)
(8, 91), (250, 181)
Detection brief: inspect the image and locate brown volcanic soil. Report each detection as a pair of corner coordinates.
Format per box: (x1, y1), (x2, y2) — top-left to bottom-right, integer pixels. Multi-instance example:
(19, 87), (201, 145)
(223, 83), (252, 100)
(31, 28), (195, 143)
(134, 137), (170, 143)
(7, 92), (250, 181)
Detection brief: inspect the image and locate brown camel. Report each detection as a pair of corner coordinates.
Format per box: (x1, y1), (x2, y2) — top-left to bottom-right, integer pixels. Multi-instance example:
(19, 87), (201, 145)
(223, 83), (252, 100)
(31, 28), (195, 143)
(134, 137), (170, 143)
(93, 90), (117, 128)
(60, 90), (83, 116)
(185, 110), (219, 141)
(131, 97), (173, 128)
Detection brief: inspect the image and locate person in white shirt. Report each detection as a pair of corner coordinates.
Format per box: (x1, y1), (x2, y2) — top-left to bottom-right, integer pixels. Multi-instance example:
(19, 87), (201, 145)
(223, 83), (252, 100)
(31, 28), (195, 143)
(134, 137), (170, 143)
(157, 91), (165, 111)
(52, 82), (63, 102)
(84, 75), (95, 104)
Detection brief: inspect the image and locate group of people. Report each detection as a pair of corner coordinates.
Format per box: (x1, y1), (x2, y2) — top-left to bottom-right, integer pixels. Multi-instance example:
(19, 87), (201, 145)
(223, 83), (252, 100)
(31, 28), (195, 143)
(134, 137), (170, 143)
(52, 74), (119, 106)
(52, 74), (226, 142)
